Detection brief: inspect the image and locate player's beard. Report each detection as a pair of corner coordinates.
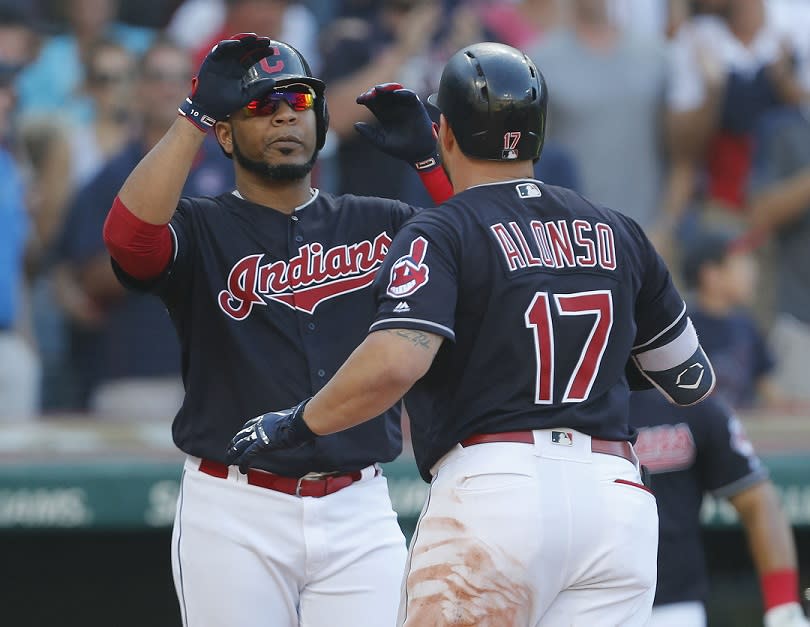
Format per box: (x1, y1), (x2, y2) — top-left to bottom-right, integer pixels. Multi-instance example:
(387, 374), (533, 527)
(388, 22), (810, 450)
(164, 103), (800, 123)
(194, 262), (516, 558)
(231, 132), (318, 182)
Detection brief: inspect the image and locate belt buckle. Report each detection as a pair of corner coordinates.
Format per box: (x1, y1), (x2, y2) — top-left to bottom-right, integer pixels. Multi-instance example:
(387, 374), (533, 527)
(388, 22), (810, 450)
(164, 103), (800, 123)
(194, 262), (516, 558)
(295, 471), (334, 497)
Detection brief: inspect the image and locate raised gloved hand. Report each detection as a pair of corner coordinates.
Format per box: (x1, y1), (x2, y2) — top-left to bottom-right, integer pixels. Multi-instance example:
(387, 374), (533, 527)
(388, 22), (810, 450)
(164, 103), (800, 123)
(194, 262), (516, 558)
(224, 399), (316, 473)
(179, 33), (274, 132)
(354, 83), (440, 171)
(765, 603), (810, 627)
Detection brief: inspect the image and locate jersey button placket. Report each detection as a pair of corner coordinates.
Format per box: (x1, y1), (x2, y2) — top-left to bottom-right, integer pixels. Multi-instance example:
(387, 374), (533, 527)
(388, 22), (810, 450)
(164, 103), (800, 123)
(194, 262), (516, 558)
(288, 215), (322, 390)
(289, 213), (303, 312)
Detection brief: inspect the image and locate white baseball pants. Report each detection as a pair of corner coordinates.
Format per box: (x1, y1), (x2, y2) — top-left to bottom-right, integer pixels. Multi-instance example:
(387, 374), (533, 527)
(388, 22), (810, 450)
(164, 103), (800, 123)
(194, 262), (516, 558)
(172, 457), (407, 627)
(399, 429), (659, 627)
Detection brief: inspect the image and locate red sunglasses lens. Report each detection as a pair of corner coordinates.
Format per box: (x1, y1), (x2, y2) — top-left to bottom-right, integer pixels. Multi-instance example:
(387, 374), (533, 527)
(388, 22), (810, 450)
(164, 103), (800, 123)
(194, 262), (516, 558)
(284, 91), (314, 111)
(243, 90), (315, 117)
(244, 99), (278, 116)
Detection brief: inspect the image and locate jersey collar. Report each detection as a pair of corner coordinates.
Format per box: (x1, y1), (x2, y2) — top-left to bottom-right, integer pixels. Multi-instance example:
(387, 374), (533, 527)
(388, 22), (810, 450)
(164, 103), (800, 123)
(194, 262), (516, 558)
(466, 178), (543, 192)
(231, 188), (319, 212)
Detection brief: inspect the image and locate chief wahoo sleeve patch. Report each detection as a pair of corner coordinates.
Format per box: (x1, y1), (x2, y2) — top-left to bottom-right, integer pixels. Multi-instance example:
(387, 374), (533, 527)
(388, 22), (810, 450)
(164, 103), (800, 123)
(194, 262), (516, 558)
(387, 236), (430, 298)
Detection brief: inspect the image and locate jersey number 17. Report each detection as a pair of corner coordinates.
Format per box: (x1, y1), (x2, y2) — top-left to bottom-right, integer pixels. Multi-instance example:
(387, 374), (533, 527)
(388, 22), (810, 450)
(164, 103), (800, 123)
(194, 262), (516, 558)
(524, 290), (613, 404)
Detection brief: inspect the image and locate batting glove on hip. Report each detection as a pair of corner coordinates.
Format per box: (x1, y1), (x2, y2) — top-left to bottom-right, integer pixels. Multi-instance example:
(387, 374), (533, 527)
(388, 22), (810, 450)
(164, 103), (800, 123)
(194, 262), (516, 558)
(765, 603), (810, 627)
(354, 83), (441, 172)
(179, 32), (274, 132)
(224, 399), (316, 473)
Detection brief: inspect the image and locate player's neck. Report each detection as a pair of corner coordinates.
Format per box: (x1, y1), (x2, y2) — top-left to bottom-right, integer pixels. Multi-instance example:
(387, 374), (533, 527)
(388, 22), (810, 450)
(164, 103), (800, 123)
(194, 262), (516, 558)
(451, 160), (535, 194)
(235, 176), (314, 214)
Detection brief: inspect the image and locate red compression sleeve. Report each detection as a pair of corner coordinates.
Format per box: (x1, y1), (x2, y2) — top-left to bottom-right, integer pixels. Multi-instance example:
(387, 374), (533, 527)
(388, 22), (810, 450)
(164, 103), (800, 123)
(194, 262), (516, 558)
(103, 196), (173, 281)
(760, 569), (799, 610)
(418, 166), (454, 205)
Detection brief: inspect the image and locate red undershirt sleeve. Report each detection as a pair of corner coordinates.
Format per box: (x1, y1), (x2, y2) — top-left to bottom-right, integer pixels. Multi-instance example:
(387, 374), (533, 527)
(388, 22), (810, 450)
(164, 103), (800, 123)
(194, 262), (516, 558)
(102, 196), (173, 281)
(418, 167), (454, 205)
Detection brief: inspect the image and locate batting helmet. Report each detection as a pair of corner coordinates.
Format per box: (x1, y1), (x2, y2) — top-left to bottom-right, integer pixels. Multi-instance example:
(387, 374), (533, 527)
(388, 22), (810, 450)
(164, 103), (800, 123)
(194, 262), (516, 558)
(242, 41), (329, 150)
(428, 42), (547, 162)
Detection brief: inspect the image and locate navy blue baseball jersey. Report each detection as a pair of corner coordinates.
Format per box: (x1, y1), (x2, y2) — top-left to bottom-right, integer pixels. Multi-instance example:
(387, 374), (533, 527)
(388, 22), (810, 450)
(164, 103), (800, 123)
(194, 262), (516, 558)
(114, 190), (417, 476)
(369, 179), (695, 481)
(630, 389), (767, 606)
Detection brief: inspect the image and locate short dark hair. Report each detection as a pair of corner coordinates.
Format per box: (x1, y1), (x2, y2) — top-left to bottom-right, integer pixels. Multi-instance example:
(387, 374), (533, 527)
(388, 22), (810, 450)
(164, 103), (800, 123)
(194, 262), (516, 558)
(0, 4), (32, 28)
(681, 228), (740, 288)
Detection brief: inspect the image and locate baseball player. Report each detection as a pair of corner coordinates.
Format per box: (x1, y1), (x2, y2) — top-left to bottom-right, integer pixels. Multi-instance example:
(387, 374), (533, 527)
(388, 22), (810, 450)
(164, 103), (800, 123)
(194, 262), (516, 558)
(630, 390), (810, 627)
(227, 42), (716, 626)
(102, 34), (451, 627)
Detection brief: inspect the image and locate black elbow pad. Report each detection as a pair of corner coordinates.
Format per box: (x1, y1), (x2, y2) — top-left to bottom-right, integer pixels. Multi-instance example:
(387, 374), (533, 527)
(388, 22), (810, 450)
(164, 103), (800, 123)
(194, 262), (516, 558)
(630, 344), (715, 405)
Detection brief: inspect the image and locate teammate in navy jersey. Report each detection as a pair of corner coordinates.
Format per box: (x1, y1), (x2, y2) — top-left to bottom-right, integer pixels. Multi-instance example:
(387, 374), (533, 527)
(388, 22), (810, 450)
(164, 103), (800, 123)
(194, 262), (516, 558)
(630, 390), (809, 627)
(102, 34), (452, 627)
(228, 42), (716, 625)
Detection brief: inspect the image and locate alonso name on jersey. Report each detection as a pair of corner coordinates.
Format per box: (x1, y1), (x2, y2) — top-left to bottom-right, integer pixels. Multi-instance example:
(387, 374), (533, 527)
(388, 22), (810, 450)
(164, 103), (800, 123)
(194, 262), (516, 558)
(490, 218), (617, 273)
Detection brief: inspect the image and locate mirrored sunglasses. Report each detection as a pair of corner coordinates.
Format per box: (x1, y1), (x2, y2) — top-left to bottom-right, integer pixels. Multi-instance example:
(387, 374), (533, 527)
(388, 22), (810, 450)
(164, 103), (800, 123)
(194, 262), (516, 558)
(243, 84), (316, 117)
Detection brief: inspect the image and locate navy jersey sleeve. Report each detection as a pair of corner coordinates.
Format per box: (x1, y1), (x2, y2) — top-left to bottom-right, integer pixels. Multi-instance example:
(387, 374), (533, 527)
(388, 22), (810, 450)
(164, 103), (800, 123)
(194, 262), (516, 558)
(369, 215), (458, 340)
(111, 198), (197, 307)
(621, 217), (715, 404)
(388, 200), (421, 233)
(693, 398), (768, 498)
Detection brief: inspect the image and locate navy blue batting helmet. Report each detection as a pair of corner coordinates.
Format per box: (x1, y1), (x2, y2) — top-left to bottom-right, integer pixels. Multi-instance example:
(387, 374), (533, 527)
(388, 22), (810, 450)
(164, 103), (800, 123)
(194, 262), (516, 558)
(428, 42), (547, 162)
(242, 41), (329, 150)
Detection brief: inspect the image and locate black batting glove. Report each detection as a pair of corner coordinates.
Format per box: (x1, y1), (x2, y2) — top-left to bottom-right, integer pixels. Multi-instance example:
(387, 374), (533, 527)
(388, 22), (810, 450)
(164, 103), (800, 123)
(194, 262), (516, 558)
(224, 399), (316, 474)
(179, 32), (274, 132)
(354, 83), (441, 171)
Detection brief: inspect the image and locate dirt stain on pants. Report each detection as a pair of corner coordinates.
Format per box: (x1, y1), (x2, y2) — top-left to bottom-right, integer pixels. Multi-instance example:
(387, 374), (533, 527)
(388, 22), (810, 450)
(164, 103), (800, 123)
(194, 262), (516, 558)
(403, 517), (531, 626)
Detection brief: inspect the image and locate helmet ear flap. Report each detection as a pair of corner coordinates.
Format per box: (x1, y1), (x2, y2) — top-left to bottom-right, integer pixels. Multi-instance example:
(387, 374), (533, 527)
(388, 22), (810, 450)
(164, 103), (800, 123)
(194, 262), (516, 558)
(316, 98), (329, 150)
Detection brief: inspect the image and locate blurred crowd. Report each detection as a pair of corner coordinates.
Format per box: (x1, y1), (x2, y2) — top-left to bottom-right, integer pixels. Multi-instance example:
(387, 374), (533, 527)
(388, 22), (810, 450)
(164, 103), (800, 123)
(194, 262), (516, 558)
(2, 0), (810, 422)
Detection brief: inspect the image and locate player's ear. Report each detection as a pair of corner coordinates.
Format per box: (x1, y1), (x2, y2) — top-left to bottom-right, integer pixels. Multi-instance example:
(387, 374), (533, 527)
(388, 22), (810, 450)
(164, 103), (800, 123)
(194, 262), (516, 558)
(214, 120), (234, 157)
(438, 114), (454, 154)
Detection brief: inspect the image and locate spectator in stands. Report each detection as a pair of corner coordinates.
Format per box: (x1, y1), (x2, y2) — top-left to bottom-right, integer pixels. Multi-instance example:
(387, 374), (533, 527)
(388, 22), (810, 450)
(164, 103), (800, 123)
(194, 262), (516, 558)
(533, 141), (581, 191)
(53, 38), (233, 419)
(0, 5), (56, 254)
(660, 0), (807, 247)
(19, 38), (137, 411)
(681, 228), (785, 410)
(477, 0), (560, 51)
(116, 0), (183, 28)
(69, 38), (137, 188)
(607, 0), (670, 39)
(529, 0), (668, 230)
(16, 117), (74, 411)
(320, 0), (483, 203)
(747, 107), (810, 405)
(0, 47), (40, 421)
(15, 0), (153, 125)
(168, 0), (320, 73)
(0, 5), (39, 70)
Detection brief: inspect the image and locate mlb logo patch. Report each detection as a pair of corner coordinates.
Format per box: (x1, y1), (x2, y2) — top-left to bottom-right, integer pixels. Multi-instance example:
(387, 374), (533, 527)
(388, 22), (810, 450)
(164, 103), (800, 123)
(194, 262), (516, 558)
(551, 431), (573, 446)
(516, 182), (542, 199)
